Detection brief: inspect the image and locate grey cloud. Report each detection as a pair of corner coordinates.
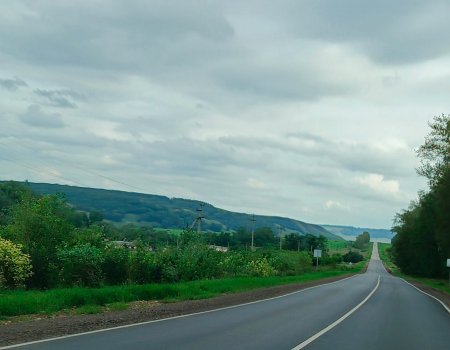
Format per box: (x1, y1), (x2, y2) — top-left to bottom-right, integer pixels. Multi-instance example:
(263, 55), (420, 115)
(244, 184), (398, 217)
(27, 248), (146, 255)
(34, 88), (85, 108)
(0, 77), (27, 90)
(19, 105), (65, 128)
(0, 1), (233, 70)
(282, 0), (450, 64)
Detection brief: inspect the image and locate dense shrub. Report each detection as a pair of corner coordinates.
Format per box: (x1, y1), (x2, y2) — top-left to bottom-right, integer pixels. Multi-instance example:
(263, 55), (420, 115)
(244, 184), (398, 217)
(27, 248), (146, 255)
(0, 238), (32, 289)
(57, 243), (105, 287)
(129, 247), (162, 284)
(320, 253), (343, 266)
(102, 245), (130, 285)
(244, 257), (275, 277)
(342, 251), (363, 263)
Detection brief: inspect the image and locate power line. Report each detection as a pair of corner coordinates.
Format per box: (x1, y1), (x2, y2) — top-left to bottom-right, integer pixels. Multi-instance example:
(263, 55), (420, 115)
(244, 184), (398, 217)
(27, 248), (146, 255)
(0, 140), (145, 192)
(0, 153), (89, 187)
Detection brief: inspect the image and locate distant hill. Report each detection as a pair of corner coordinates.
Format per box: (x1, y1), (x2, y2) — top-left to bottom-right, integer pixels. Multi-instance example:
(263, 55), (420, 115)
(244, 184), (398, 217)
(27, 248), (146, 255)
(320, 224), (394, 243)
(25, 182), (343, 240)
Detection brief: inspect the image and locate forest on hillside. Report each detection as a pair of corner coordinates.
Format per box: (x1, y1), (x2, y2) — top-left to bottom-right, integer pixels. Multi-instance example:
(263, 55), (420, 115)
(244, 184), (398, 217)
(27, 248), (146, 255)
(24, 182), (340, 240)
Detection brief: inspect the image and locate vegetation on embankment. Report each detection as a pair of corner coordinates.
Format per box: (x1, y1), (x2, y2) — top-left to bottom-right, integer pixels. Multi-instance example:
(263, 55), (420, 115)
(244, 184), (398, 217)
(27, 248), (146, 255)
(0, 263), (366, 318)
(378, 243), (449, 295)
(391, 114), (449, 278)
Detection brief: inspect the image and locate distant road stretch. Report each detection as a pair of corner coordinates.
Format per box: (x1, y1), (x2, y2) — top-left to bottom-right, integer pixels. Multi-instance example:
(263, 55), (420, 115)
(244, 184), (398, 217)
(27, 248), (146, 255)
(4, 243), (450, 350)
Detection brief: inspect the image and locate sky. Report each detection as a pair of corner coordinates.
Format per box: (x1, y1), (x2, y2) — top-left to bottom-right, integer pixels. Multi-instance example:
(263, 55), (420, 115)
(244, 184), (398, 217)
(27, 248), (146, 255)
(1, 1), (449, 229)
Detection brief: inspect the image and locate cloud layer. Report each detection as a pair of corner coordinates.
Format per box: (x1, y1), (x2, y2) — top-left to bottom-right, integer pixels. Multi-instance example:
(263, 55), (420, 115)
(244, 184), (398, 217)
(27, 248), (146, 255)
(1, 1), (448, 228)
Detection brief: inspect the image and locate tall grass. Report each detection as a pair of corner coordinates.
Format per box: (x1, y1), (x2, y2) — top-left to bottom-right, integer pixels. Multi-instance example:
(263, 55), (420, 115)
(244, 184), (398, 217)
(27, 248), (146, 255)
(0, 264), (365, 317)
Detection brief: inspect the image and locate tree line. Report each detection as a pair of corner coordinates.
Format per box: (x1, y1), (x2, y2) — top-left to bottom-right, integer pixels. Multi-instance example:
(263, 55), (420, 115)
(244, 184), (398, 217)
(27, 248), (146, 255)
(0, 182), (350, 290)
(391, 114), (450, 277)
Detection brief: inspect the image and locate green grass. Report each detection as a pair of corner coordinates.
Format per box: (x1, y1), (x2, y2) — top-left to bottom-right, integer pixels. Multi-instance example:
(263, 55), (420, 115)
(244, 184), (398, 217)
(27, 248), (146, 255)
(0, 264), (366, 318)
(106, 301), (129, 311)
(378, 243), (450, 295)
(74, 304), (104, 315)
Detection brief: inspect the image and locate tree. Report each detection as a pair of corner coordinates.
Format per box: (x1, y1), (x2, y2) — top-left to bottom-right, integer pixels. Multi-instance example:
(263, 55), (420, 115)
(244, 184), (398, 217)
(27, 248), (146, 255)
(0, 238), (32, 289)
(392, 114), (450, 277)
(354, 231), (370, 249)
(0, 181), (36, 225)
(1, 195), (74, 288)
(417, 114), (450, 185)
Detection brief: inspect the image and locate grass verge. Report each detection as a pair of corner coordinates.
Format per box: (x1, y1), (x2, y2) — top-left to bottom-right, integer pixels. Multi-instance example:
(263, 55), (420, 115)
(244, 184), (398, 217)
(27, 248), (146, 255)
(378, 243), (450, 295)
(0, 263), (365, 318)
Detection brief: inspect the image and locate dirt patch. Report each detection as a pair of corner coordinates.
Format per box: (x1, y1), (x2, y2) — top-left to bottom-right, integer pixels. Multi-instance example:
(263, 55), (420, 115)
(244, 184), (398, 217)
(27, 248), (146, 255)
(0, 274), (353, 347)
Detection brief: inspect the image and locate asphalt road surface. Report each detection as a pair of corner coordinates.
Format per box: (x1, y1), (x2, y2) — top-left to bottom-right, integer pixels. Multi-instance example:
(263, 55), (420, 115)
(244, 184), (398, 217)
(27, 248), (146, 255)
(4, 243), (449, 350)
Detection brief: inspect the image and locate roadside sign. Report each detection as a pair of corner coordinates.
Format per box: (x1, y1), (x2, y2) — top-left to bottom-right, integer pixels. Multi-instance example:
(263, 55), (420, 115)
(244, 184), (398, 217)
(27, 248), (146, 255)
(313, 249), (322, 258)
(447, 259), (450, 267)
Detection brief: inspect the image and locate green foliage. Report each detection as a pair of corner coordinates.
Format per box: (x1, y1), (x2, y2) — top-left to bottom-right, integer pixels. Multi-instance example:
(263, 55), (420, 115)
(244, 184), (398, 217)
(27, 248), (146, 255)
(1, 195), (75, 288)
(0, 238), (32, 289)
(342, 251), (363, 263)
(70, 227), (106, 248)
(102, 245), (130, 285)
(0, 181), (36, 226)
(244, 257), (275, 277)
(354, 231), (370, 249)
(129, 247), (161, 284)
(57, 243), (105, 287)
(392, 115), (450, 278)
(267, 251), (312, 275)
(26, 182), (341, 239)
(416, 114), (450, 184)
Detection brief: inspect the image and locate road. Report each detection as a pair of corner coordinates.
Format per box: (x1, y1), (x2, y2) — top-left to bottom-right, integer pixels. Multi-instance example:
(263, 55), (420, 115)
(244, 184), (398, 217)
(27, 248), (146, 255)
(4, 243), (449, 350)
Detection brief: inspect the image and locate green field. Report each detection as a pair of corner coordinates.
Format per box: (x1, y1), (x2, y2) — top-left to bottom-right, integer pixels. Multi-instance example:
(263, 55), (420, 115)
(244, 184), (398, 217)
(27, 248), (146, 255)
(378, 243), (449, 295)
(326, 240), (372, 259)
(0, 263), (366, 319)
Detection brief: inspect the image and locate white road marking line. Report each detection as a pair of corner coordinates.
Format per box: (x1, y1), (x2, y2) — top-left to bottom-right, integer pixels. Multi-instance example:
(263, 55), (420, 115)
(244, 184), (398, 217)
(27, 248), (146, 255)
(291, 274), (381, 350)
(401, 278), (450, 314)
(0, 274), (360, 349)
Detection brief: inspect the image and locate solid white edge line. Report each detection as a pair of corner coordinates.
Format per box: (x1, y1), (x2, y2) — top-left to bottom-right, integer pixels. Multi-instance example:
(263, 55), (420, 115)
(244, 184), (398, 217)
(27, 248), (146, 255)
(291, 274), (381, 350)
(400, 278), (450, 314)
(0, 274), (360, 349)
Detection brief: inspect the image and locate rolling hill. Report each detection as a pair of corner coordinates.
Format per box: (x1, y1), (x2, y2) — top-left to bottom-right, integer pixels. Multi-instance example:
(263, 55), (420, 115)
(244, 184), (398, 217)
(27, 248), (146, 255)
(320, 224), (394, 243)
(25, 182), (343, 240)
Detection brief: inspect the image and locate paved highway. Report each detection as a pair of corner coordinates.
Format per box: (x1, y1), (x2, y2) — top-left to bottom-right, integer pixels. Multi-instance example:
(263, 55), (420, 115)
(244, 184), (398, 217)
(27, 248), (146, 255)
(4, 243), (449, 350)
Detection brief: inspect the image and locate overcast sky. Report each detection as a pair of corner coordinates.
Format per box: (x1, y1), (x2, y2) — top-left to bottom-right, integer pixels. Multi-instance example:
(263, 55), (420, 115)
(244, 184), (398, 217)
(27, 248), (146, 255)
(1, 1), (449, 229)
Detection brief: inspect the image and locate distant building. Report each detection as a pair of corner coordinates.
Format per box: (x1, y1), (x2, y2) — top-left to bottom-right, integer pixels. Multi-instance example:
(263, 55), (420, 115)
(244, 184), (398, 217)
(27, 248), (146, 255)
(112, 240), (136, 249)
(208, 245), (229, 252)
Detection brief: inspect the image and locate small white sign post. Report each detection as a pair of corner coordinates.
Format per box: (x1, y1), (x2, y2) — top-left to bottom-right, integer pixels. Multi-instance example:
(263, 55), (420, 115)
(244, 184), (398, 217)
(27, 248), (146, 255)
(314, 249), (322, 270)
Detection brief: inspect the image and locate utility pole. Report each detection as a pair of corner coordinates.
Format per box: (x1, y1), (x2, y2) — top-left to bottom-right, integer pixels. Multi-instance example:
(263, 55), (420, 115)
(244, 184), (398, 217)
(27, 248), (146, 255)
(196, 203), (204, 235)
(279, 227), (282, 251)
(250, 214), (256, 251)
(191, 203), (205, 235)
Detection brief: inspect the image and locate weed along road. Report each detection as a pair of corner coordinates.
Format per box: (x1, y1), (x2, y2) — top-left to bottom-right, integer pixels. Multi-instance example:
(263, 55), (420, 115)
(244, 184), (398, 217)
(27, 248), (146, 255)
(4, 243), (449, 350)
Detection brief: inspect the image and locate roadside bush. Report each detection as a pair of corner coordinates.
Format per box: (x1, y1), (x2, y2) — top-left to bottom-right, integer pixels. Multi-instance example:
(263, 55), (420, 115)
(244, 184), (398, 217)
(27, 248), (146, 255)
(174, 243), (225, 281)
(342, 251), (363, 263)
(267, 251), (313, 275)
(129, 247), (162, 284)
(102, 245), (130, 285)
(320, 253), (343, 266)
(57, 243), (105, 287)
(244, 257), (276, 277)
(0, 238), (32, 289)
(220, 252), (246, 277)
